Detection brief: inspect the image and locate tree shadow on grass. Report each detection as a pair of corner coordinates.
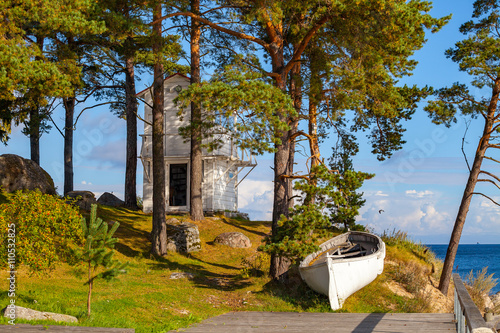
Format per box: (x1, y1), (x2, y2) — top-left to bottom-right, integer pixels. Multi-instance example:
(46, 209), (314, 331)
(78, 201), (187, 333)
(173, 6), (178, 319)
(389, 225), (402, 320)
(114, 243), (141, 258)
(256, 272), (332, 312)
(147, 255), (252, 292)
(188, 255), (240, 271)
(218, 218), (269, 238)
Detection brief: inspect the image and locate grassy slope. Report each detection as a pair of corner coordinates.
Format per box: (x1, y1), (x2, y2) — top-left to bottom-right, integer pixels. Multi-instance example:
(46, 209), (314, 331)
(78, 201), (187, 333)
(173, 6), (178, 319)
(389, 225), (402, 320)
(0, 205), (444, 332)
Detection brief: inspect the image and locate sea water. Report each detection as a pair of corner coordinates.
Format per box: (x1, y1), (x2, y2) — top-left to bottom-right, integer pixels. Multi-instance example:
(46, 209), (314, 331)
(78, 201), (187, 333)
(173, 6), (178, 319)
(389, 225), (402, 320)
(427, 244), (500, 294)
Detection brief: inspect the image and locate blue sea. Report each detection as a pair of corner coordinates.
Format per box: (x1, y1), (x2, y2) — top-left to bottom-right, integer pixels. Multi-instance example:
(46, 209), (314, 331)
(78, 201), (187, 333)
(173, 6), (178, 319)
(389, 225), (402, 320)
(427, 244), (500, 295)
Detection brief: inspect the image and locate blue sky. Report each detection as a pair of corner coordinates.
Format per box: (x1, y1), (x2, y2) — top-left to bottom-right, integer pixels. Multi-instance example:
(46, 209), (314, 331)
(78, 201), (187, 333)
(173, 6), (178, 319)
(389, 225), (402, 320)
(3, 0), (499, 244)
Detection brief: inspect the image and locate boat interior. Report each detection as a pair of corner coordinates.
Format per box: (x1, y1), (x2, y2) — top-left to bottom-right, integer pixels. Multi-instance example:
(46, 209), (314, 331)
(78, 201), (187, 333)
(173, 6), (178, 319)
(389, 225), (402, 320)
(308, 236), (378, 267)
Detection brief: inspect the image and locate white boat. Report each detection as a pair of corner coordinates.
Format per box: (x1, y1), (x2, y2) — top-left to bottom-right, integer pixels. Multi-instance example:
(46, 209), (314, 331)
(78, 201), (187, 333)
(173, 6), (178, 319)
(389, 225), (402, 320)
(299, 231), (386, 310)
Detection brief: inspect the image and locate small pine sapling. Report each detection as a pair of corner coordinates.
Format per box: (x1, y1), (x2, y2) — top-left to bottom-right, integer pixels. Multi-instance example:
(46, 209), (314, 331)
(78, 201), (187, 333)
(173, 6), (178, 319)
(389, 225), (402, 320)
(79, 204), (127, 316)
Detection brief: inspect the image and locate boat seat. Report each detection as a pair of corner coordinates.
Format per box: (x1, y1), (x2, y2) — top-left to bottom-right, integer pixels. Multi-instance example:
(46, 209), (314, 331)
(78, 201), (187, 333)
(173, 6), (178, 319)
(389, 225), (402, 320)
(328, 250), (367, 259)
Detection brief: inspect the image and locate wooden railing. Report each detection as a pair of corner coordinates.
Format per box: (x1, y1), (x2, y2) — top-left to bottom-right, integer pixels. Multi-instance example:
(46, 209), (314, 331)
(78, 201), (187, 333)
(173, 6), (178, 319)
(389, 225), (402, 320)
(453, 273), (495, 333)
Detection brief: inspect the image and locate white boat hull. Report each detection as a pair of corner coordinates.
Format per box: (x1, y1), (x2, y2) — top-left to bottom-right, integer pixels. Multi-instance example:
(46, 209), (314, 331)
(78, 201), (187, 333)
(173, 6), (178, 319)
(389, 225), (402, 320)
(299, 232), (385, 310)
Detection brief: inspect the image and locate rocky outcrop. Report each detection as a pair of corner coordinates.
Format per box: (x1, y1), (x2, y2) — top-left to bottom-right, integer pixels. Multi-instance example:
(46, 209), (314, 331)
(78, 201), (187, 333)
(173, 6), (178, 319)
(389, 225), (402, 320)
(214, 232), (251, 248)
(66, 191), (96, 211)
(3, 305), (78, 323)
(166, 218), (201, 253)
(0, 154), (56, 195)
(97, 192), (124, 207)
(170, 272), (194, 279)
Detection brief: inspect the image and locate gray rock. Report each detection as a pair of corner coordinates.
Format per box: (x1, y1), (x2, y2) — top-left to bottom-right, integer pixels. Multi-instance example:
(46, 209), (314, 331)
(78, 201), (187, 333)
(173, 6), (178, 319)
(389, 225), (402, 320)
(3, 305), (78, 323)
(66, 191), (96, 211)
(170, 272), (194, 279)
(491, 292), (500, 308)
(166, 218), (201, 253)
(214, 232), (251, 248)
(97, 192), (124, 207)
(0, 154), (56, 195)
(483, 292), (495, 310)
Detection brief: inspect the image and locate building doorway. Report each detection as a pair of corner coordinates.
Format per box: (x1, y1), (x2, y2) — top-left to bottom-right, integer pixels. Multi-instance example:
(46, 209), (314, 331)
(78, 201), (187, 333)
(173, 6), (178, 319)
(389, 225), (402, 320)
(169, 163), (188, 208)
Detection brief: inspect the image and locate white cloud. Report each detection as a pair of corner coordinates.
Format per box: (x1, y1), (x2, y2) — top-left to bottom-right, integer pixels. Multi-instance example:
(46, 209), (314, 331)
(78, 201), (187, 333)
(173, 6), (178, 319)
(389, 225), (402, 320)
(358, 190), (452, 241)
(375, 191), (388, 197)
(419, 203), (450, 233)
(405, 190), (434, 198)
(238, 179), (273, 221)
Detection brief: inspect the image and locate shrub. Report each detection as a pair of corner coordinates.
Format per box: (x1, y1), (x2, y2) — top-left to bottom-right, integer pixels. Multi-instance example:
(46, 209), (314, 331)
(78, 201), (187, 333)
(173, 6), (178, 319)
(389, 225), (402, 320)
(381, 228), (433, 264)
(240, 252), (270, 278)
(0, 190), (84, 272)
(391, 260), (432, 312)
(393, 260), (428, 294)
(465, 267), (497, 311)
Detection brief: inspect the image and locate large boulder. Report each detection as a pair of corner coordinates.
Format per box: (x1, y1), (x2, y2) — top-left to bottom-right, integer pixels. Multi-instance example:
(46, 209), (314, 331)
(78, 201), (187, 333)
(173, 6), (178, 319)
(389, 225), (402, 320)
(97, 192), (124, 207)
(0, 154), (56, 195)
(3, 306), (77, 323)
(66, 191), (96, 211)
(165, 218), (201, 253)
(214, 232), (251, 248)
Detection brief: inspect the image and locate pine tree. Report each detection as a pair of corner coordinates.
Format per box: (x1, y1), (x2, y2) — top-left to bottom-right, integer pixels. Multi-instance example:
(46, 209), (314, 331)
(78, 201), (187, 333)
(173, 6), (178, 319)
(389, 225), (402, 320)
(0, 0), (103, 150)
(172, 0), (449, 280)
(150, 0), (168, 256)
(79, 204), (127, 317)
(425, 0), (500, 295)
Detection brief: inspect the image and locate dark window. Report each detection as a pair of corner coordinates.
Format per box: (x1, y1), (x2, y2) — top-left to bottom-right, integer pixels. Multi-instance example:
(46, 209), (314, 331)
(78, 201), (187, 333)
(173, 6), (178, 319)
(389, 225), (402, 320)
(169, 164), (187, 206)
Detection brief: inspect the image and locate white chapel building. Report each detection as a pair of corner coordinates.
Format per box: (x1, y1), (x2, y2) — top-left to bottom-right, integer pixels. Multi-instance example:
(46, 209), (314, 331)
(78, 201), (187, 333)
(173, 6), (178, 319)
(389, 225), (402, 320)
(138, 73), (256, 214)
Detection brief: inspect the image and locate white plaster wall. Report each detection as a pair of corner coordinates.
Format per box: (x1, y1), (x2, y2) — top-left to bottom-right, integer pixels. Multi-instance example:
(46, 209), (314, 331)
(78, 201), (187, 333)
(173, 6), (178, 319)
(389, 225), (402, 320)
(212, 161), (238, 211)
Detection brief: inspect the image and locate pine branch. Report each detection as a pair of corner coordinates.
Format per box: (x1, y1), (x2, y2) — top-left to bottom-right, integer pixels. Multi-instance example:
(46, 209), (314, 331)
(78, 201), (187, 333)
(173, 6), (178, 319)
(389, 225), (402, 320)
(152, 12), (269, 49)
(484, 156), (500, 164)
(290, 130), (313, 141)
(479, 170), (500, 183)
(280, 174), (310, 180)
(486, 122), (500, 134)
(477, 178), (500, 191)
(74, 101), (125, 127)
(462, 120), (471, 172)
(472, 192), (500, 206)
(283, 14), (332, 77)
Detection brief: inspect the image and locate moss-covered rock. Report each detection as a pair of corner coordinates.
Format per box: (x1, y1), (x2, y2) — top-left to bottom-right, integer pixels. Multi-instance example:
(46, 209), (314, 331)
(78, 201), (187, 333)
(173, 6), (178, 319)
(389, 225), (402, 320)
(166, 218), (201, 253)
(0, 154), (55, 195)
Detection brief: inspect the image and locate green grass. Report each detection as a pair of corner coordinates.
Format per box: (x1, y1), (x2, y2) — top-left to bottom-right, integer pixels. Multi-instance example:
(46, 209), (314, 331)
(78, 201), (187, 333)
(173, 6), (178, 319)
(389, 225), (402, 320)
(0, 200), (445, 332)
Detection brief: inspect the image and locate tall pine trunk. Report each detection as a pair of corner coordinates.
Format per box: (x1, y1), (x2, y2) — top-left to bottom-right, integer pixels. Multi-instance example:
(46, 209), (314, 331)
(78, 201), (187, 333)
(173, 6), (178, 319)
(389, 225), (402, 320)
(29, 35), (44, 166)
(63, 97), (75, 195)
(150, 2), (168, 256)
(439, 78), (500, 294)
(189, 0), (204, 221)
(306, 52), (321, 205)
(288, 57), (301, 210)
(270, 55), (292, 280)
(124, 55), (138, 209)
(29, 107), (40, 165)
